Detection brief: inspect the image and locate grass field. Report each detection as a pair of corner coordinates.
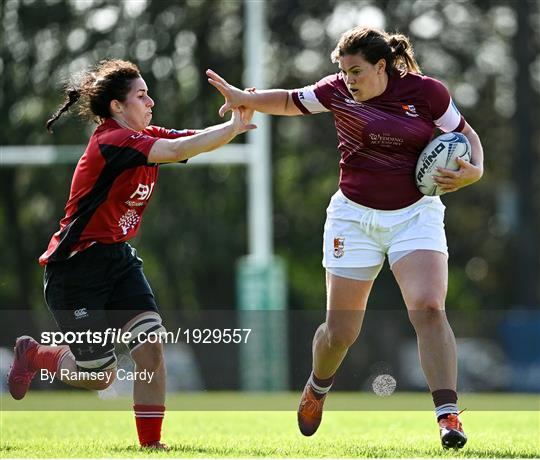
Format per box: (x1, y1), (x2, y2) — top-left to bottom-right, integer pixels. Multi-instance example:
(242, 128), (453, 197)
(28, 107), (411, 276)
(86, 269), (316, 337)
(1, 392), (538, 458)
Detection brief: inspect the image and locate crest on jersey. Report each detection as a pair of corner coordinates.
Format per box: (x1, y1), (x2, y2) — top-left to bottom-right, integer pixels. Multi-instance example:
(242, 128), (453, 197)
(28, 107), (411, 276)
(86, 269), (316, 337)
(402, 104), (419, 117)
(333, 237), (345, 258)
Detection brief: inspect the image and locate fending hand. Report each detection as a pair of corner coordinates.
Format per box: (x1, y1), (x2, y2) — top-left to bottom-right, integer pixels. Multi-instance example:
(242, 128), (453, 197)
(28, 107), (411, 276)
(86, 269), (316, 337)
(206, 69), (245, 117)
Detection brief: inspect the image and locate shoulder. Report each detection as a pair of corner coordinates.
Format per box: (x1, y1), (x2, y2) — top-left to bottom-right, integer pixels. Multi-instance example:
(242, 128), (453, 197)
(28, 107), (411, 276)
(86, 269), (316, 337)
(320, 73), (341, 85)
(418, 74), (451, 99)
(314, 73), (343, 90)
(415, 75), (464, 129)
(400, 74), (452, 117)
(392, 72), (445, 94)
(292, 73), (343, 114)
(95, 119), (140, 144)
(93, 119), (158, 162)
(311, 73), (347, 103)
(96, 119), (159, 149)
(393, 72), (448, 92)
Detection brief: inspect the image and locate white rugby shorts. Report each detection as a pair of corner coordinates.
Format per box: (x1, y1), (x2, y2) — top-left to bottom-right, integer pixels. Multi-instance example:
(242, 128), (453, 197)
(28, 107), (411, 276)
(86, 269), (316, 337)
(322, 189), (448, 270)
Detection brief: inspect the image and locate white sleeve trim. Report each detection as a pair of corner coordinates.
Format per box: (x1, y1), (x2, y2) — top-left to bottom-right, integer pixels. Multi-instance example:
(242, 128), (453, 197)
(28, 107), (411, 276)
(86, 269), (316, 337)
(434, 99), (462, 132)
(293, 86), (329, 114)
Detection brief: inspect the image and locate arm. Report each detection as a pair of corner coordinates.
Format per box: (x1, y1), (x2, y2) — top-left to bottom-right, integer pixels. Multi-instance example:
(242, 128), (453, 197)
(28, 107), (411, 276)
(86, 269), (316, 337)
(434, 121), (484, 193)
(147, 108), (256, 164)
(206, 69), (302, 117)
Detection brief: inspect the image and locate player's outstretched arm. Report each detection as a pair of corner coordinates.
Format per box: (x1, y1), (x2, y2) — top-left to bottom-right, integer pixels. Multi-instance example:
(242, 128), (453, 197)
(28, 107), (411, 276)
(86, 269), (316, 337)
(148, 107), (256, 164)
(206, 69), (302, 117)
(434, 122), (484, 193)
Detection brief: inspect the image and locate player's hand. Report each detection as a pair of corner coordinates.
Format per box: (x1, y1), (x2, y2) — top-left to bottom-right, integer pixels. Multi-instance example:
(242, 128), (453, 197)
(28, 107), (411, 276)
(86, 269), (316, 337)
(207, 69), (247, 117)
(230, 108), (257, 135)
(433, 158), (483, 193)
(239, 105), (255, 127)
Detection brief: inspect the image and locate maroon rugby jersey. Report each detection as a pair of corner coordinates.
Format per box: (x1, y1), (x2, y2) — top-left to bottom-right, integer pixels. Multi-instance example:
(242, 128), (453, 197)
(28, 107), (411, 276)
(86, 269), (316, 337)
(291, 72), (466, 210)
(39, 119), (196, 265)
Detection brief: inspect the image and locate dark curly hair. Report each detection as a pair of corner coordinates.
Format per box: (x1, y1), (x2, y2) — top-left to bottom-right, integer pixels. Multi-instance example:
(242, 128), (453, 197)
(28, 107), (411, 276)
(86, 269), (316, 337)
(46, 59), (141, 133)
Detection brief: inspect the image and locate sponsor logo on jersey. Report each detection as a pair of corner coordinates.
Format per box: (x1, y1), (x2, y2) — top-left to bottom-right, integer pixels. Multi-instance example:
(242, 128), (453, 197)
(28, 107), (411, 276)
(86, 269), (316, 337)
(118, 209), (140, 235)
(333, 237), (345, 258)
(369, 133), (404, 147)
(130, 182), (155, 201)
(74, 308), (89, 319)
(125, 200), (146, 207)
(402, 104), (419, 117)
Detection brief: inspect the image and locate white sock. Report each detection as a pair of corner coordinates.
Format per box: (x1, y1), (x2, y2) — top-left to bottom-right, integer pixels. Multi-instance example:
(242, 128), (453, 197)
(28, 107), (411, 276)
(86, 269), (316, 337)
(436, 403), (459, 419)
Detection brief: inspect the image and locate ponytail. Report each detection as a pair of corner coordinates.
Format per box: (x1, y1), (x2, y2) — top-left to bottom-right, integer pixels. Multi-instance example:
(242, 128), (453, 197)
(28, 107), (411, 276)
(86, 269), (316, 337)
(46, 88), (81, 133)
(45, 59), (140, 133)
(388, 34), (421, 76)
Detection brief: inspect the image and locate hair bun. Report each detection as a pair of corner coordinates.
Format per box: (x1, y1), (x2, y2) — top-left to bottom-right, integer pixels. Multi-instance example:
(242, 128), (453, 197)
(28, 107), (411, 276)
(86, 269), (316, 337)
(389, 36), (408, 55)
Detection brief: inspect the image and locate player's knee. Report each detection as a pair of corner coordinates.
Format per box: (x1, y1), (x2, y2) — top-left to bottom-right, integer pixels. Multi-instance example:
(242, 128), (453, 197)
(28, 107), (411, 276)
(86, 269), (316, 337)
(325, 323), (358, 350)
(408, 299), (446, 325)
(411, 293), (445, 310)
(125, 312), (166, 372)
(131, 341), (164, 372)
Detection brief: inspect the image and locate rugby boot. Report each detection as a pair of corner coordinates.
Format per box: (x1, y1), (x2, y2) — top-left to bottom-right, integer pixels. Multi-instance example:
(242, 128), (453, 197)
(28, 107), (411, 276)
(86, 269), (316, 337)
(297, 383), (326, 436)
(439, 413), (467, 449)
(8, 336), (39, 400)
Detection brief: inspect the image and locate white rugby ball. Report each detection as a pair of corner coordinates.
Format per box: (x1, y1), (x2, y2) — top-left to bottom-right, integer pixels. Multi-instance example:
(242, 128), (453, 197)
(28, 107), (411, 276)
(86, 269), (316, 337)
(415, 132), (471, 196)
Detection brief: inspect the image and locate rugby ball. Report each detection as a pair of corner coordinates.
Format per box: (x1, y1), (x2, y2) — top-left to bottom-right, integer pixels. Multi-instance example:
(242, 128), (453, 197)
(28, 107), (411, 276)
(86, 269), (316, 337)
(415, 132), (471, 196)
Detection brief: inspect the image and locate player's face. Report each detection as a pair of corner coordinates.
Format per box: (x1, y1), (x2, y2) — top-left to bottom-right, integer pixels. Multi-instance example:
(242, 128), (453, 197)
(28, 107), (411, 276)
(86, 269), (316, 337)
(338, 54), (386, 102)
(115, 77), (154, 131)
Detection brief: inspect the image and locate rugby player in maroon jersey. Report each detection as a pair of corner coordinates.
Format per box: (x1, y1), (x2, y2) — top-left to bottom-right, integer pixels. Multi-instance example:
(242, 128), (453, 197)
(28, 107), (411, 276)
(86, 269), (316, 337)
(8, 59), (255, 450)
(207, 27), (484, 449)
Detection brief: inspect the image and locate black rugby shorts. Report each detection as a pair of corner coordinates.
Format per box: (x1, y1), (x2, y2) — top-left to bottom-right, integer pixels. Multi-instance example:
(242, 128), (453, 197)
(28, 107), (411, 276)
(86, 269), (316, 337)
(44, 242), (159, 367)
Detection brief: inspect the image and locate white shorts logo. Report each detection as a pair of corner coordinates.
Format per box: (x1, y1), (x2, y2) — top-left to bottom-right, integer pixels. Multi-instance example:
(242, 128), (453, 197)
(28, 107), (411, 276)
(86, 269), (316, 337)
(333, 237), (345, 258)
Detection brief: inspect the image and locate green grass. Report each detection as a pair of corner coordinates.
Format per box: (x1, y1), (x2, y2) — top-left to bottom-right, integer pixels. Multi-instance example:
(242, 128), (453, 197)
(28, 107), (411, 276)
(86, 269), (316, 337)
(1, 393), (539, 458)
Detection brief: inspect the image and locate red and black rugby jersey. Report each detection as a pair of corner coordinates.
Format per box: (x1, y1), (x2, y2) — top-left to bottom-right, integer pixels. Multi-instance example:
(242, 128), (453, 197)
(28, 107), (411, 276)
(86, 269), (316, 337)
(39, 119), (195, 265)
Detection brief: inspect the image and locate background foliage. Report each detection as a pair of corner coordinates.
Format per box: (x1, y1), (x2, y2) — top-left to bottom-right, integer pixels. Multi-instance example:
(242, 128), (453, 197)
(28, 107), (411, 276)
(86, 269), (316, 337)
(1, 0), (539, 315)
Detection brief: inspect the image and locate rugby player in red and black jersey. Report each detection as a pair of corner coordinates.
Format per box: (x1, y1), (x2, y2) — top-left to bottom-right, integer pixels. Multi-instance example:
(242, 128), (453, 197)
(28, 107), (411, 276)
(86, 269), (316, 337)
(7, 59), (255, 450)
(207, 28), (484, 449)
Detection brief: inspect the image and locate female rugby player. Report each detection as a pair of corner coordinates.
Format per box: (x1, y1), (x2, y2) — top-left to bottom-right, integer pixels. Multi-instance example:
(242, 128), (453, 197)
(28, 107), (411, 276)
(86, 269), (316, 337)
(8, 59), (255, 449)
(207, 27), (483, 449)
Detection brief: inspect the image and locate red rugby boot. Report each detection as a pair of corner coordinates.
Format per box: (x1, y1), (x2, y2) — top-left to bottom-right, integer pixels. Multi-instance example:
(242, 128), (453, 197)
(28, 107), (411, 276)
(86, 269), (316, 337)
(7, 336), (39, 400)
